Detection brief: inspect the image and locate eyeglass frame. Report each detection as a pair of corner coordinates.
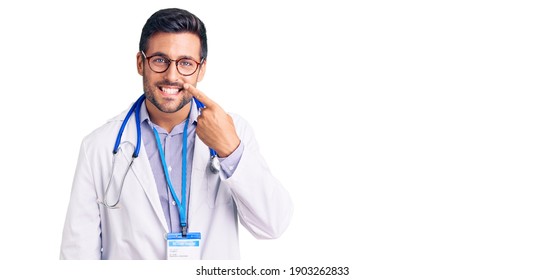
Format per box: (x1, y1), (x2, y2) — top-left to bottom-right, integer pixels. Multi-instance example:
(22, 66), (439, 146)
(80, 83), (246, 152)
(140, 51), (204, 76)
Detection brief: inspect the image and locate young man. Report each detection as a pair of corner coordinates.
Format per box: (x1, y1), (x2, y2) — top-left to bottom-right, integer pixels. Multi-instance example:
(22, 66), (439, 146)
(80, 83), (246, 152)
(60, 8), (293, 260)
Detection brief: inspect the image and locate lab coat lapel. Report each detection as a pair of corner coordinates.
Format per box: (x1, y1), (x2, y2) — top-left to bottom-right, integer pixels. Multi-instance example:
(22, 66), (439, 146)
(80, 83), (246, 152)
(121, 118), (169, 232)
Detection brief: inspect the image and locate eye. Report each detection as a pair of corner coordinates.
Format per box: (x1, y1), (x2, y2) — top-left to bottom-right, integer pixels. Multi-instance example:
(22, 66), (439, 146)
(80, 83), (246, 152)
(178, 59), (195, 68)
(151, 56), (168, 64)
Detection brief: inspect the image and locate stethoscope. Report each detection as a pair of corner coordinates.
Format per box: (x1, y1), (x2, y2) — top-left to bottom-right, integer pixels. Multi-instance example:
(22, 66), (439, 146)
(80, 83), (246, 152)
(101, 94), (220, 209)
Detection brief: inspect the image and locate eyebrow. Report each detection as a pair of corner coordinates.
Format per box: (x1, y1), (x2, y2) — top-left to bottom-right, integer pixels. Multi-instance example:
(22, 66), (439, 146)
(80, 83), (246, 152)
(148, 51), (198, 61)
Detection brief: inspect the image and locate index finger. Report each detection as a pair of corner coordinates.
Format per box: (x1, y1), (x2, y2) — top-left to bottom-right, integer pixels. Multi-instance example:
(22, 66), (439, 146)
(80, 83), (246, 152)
(183, 83), (217, 108)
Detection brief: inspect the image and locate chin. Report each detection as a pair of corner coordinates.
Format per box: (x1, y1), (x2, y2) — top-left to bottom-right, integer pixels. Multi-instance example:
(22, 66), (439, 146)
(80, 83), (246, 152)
(156, 97), (191, 113)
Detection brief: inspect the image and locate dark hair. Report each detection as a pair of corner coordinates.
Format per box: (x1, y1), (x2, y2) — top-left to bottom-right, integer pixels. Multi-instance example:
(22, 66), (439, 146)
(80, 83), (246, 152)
(139, 8), (208, 60)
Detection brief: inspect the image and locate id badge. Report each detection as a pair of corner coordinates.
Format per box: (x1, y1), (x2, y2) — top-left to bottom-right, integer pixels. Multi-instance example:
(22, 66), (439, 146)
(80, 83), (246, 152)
(166, 232), (202, 260)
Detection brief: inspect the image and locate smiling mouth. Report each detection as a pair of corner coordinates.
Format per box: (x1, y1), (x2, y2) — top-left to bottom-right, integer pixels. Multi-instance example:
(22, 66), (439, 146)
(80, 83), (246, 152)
(159, 86), (182, 95)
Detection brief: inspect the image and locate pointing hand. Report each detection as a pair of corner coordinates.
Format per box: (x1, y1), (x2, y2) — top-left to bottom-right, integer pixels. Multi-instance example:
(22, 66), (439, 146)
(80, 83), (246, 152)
(184, 84), (241, 157)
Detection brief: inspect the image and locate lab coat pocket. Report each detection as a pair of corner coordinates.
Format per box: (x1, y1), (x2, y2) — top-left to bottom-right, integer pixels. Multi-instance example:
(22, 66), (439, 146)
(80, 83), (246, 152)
(207, 174), (233, 208)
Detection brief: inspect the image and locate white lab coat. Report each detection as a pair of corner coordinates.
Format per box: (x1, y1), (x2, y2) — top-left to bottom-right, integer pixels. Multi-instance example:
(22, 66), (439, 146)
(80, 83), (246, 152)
(60, 102), (293, 260)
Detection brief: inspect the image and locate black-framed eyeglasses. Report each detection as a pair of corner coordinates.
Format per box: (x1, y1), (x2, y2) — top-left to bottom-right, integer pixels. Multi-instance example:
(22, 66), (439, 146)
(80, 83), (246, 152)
(141, 51), (203, 76)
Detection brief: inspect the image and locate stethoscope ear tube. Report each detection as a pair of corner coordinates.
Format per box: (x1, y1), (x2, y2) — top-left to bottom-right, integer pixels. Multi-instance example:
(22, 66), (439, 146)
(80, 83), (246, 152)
(133, 96), (145, 157)
(113, 94), (146, 157)
(193, 97), (205, 109)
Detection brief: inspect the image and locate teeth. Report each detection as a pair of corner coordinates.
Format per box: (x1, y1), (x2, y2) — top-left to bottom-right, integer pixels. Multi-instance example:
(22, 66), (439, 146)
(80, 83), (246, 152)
(161, 87), (179, 95)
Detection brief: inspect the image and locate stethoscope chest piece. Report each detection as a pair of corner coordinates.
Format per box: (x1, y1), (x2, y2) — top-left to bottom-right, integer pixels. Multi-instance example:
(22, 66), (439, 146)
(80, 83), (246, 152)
(209, 155), (220, 174)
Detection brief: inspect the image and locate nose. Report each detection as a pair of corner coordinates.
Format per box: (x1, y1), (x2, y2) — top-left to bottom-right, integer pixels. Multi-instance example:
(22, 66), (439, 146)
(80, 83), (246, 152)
(164, 61), (180, 81)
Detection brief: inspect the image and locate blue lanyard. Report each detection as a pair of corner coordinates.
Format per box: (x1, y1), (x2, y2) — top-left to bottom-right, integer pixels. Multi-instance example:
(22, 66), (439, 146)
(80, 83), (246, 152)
(152, 103), (192, 236)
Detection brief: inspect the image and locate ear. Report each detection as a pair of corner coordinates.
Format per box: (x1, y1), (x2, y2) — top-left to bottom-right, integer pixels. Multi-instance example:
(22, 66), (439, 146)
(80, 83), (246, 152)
(196, 59), (207, 82)
(137, 52), (144, 76)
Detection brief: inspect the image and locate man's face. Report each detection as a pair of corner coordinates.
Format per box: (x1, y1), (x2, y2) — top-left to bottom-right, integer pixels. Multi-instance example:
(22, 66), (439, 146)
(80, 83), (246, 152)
(137, 32), (206, 113)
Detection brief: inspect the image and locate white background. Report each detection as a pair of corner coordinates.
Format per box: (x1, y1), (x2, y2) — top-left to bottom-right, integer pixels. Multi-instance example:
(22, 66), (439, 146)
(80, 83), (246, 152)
(0, 0), (543, 279)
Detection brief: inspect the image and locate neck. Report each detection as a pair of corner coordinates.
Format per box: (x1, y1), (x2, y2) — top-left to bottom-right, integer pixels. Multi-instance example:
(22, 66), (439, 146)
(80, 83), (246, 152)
(145, 99), (191, 133)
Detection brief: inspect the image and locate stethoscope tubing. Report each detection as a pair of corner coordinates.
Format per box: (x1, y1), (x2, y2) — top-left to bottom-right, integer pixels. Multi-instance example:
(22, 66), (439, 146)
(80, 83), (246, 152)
(103, 94), (221, 209)
(113, 94), (146, 157)
(113, 94), (218, 159)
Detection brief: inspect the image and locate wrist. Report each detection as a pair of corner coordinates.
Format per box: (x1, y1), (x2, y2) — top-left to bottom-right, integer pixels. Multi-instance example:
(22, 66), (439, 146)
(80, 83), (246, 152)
(216, 138), (241, 158)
